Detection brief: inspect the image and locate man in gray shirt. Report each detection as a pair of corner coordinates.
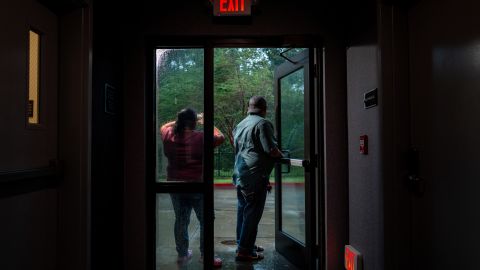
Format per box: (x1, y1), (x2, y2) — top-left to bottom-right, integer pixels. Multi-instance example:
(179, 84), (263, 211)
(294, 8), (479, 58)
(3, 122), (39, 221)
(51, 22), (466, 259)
(233, 96), (282, 261)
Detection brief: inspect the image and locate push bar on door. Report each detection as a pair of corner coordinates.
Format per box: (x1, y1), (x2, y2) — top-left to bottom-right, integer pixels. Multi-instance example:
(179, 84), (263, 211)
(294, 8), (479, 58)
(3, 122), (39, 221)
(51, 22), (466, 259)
(279, 158), (310, 168)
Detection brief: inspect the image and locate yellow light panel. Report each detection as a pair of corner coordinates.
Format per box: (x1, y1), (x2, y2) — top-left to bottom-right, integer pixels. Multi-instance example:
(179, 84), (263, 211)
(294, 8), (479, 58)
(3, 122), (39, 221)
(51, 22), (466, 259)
(28, 30), (40, 124)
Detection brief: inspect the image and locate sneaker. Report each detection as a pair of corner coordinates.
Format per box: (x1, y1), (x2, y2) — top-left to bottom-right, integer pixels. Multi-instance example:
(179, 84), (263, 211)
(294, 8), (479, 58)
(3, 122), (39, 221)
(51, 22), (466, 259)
(235, 245), (265, 253)
(254, 245), (264, 252)
(177, 250), (193, 264)
(199, 256), (223, 268)
(213, 257), (222, 268)
(235, 251), (264, 261)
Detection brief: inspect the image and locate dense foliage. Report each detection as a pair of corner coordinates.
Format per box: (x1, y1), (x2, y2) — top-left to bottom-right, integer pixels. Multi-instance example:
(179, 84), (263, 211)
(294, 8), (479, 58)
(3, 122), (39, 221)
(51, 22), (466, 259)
(156, 48), (305, 179)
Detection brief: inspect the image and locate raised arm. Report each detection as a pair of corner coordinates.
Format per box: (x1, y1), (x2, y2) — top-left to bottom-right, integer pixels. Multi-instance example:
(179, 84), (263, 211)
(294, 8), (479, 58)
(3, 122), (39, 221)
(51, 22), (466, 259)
(160, 120), (176, 139)
(214, 126), (225, 147)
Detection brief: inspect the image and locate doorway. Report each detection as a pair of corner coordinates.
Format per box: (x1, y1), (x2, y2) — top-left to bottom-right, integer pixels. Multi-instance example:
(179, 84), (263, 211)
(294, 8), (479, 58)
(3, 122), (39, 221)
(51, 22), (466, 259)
(148, 40), (322, 269)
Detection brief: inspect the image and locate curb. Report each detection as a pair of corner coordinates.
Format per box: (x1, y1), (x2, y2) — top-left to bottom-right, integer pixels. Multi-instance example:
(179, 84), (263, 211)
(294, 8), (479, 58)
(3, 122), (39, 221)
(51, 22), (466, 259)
(213, 182), (305, 188)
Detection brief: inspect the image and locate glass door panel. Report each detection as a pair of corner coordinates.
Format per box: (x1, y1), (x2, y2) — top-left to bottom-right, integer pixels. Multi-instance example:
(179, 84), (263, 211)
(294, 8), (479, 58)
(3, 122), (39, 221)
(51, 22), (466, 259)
(156, 193), (204, 269)
(280, 68), (306, 244)
(274, 49), (314, 269)
(156, 49), (205, 183)
(154, 48), (206, 269)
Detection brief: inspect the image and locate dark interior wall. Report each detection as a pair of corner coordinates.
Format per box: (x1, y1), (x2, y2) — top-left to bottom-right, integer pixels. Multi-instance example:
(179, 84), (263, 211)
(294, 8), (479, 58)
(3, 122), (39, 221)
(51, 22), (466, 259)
(139, 1), (329, 36)
(57, 6), (92, 270)
(408, 0), (480, 268)
(0, 0), (58, 172)
(124, 32), (147, 270)
(323, 42), (349, 270)
(376, 0), (480, 269)
(0, 190), (58, 270)
(317, 4), (350, 268)
(346, 1), (384, 270)
(0, 1), (92, 269)
(91, 1), (124, 269)
(0, 1), (58, 269)
(123, 1), (349, 269)
(377, 3), (412, 270)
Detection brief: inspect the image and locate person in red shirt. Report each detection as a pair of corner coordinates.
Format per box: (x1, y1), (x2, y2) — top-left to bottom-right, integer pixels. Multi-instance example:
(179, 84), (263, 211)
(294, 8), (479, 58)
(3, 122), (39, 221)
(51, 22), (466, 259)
(160, 108), (224, 267)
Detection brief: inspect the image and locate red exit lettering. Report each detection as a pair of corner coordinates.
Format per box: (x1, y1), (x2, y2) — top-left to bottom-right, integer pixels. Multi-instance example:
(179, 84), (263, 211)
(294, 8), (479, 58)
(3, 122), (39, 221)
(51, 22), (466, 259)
(220, 0), (245, 12)
(214, 0), (251, 16)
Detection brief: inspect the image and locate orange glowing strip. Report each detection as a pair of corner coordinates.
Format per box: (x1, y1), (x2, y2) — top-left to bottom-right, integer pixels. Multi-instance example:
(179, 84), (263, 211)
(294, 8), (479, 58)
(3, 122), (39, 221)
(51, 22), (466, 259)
(28, 30), (40, 124)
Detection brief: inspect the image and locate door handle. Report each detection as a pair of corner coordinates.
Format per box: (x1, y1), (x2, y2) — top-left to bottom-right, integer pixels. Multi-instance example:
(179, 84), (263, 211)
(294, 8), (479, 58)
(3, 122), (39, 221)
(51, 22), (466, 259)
(280, 158), (309, 168)
(279, 158), (310, 176)
(278, 150), (310, 172)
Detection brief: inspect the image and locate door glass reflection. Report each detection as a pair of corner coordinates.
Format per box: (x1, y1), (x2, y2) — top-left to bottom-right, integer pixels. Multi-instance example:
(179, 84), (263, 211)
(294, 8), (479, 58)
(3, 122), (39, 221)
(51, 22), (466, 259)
(156, 49), (205, 183)
(280, 68), (306, 244)
(156, 193), (204, 269)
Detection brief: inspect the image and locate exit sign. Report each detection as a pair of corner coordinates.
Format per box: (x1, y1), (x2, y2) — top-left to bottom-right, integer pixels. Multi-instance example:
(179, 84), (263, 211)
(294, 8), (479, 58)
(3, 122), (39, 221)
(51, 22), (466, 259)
(213, 0), (252, 16)
(345, 245), (362, 270)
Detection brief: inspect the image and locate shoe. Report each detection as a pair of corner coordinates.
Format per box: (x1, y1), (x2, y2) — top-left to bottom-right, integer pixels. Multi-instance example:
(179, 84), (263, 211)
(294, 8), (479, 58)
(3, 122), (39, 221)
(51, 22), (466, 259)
(235, 245), (265, 253)
(254, 245), (264, 252)
(235, 251), (264, 261)
(213, 257), (222, 268)
(199, 256), (223, 268)
(177, 250), (193, 264)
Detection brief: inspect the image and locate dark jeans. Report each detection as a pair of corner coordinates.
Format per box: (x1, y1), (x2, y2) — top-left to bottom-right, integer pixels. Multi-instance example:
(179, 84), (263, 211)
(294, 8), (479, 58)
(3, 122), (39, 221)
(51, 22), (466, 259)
(236, 180), (268, 255)
(170, 193), (204, 257)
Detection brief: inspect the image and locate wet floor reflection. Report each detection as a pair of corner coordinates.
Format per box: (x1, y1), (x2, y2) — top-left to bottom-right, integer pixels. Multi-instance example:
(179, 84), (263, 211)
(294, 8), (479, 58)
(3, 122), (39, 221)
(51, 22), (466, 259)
(156, 187), (299, 269)
(214, 187), (299, 270)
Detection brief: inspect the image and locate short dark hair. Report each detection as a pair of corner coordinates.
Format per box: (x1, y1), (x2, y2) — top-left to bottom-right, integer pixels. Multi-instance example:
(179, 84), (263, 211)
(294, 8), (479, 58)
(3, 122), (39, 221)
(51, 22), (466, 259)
(247, 96), (267, 114)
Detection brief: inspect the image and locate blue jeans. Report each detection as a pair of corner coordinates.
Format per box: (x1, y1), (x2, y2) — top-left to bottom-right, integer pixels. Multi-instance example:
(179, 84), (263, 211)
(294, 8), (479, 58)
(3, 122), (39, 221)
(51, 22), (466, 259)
(170, 193), (204, 257)
(236, 180), (268, 255)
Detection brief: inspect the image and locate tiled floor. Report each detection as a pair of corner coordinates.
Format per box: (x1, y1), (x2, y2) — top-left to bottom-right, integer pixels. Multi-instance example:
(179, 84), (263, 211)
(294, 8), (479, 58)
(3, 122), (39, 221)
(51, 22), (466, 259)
(156, 187), (299, 269)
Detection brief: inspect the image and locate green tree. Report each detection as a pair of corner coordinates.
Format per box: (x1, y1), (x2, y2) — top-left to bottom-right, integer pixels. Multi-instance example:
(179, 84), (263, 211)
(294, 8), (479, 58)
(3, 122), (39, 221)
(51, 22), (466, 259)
(155, 48), (307, 176)
(214, 48), (279, 148)
(157, 49), (204, 124)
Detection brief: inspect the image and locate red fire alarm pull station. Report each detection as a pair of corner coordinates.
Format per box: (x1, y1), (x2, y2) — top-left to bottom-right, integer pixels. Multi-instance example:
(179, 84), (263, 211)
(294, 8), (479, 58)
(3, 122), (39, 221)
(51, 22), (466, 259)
(213, 0), (252, 16)
(359, 135), (368, 154)
(345, 245), (363, 270)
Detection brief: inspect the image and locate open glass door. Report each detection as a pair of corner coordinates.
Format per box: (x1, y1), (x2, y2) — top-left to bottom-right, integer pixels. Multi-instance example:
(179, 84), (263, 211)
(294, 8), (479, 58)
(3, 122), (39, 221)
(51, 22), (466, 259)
(274, 48), (316, 269)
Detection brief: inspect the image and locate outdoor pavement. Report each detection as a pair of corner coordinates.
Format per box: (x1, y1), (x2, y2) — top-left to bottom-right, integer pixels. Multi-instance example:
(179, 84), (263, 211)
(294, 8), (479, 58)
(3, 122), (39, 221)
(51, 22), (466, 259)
(156, 186), (300, 270)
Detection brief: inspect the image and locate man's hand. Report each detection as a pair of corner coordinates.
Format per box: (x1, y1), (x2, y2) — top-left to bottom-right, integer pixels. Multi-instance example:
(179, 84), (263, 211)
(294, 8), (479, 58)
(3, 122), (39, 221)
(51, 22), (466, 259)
(269, 147), (283, 158)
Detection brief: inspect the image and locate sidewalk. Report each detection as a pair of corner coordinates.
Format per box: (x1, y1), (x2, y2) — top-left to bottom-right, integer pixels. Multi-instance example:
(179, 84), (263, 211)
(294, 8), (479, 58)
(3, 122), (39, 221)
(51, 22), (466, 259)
(156, 187), (299, 269)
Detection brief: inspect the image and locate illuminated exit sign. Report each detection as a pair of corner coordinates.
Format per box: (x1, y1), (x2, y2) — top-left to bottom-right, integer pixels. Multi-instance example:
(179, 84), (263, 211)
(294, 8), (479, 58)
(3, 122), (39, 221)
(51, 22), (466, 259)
(213, 0), (252, 16)
(345, 245), (363, 270)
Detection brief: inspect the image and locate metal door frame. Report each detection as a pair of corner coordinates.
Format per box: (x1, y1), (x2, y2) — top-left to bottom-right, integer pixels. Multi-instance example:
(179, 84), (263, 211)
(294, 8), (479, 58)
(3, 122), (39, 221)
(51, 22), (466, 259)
(273, 48), (322, 269)
(145, 36), (324, 270)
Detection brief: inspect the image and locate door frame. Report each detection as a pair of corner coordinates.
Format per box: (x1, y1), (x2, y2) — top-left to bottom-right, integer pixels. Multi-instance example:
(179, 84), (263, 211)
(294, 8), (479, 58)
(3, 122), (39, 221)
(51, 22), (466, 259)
(274, 48), (319, 269)
(144, 36), (324, 269)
